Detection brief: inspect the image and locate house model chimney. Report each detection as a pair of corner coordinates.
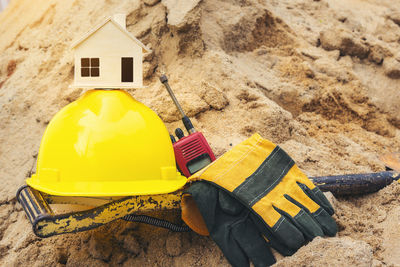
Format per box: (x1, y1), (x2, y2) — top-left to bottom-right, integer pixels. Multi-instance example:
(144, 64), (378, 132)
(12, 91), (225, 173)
(113, 13), (126, 29)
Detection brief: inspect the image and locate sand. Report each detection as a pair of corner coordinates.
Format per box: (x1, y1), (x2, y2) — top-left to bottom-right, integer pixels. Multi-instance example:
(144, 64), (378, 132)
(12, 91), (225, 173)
(0, 0), (400, 266)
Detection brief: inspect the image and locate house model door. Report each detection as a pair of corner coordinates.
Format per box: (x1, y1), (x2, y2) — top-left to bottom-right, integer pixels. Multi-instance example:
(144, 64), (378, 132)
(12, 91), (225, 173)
(121, 57), (134, 82)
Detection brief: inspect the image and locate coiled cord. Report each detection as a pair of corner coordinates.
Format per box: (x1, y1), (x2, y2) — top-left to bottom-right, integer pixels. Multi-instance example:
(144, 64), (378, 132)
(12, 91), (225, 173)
(122, 214), (190, 232)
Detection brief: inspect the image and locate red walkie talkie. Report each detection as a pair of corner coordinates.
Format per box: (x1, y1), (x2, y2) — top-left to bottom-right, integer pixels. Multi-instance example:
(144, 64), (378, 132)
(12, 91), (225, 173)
(160, 75), (215, 177)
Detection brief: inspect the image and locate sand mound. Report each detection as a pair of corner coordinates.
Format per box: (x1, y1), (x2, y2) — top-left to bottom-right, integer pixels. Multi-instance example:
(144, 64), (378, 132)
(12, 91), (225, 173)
(0, 0), (400, 266)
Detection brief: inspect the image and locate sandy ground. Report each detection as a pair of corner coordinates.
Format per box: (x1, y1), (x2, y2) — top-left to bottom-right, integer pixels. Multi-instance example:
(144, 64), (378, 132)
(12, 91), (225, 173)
(1, 0), (400, 266)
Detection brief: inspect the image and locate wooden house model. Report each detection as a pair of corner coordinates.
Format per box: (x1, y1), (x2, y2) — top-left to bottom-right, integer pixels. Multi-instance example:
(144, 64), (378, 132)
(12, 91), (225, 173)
(71, 14), (151, 89)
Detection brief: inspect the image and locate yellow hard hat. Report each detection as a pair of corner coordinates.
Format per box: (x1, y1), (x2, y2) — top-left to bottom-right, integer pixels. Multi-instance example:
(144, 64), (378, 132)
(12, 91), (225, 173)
(26, 89), (186, 196)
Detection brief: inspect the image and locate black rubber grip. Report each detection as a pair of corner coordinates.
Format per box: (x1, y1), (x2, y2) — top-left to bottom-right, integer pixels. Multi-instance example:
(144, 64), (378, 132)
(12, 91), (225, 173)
(182, 116), (194, 133)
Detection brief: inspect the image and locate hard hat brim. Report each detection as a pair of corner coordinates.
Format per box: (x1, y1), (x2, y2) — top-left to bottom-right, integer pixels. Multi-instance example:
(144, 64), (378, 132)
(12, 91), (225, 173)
(26, 173), (187, 196)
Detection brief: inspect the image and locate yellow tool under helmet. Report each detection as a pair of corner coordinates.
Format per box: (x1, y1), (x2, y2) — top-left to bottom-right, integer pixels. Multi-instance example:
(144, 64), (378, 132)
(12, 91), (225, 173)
(26, 89), (186, 196)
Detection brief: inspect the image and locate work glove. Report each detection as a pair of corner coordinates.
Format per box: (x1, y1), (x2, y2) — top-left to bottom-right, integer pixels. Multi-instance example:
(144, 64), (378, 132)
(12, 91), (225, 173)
(185, 181), (276, 266)
(181, 133), (337, 266)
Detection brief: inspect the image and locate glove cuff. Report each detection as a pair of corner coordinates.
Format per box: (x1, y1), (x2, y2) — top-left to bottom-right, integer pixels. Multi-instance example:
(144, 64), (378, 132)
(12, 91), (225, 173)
(181, 192), (210, 236)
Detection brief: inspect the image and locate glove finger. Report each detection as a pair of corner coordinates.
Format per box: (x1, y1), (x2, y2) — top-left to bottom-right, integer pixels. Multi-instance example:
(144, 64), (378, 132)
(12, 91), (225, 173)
(213, 225), (250, 267)
(284, 190), (337, 237)
(264, 208), (306, 252)
(310, 207), (337, 236)
(189, 183), (250, 267)
(297, 182), (334, 215)
(249, 212), (296, 256)
(283, 194), (324, 240)
(231, 215), (276, 267)
(295, 183), (337, 236)
(312, 187), (335, 215)
(273, 205), (324, 243)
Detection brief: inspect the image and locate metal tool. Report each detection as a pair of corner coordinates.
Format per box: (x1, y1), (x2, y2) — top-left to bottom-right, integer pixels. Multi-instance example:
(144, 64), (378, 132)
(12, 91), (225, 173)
(312, 171), (400, 195)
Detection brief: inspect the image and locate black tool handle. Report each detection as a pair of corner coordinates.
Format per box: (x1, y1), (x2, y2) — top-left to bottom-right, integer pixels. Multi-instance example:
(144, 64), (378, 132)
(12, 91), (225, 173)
(311, 171), (400, 196)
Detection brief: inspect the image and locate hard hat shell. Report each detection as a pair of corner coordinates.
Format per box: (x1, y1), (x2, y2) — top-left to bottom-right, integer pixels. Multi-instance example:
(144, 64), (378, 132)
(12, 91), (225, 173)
(26, 89), (186, 196)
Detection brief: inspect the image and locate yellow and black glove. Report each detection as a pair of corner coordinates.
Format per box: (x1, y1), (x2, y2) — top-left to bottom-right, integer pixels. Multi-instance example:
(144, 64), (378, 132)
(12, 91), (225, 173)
(181, 133), (337, 266)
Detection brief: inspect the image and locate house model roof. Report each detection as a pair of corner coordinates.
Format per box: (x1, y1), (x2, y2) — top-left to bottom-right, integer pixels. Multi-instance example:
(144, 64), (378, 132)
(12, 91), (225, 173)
(71, 14), (151, 53)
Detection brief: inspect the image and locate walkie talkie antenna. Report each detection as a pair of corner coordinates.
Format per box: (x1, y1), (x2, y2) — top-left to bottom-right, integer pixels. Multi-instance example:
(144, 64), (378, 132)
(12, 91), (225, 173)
(160, 75), (196, 134)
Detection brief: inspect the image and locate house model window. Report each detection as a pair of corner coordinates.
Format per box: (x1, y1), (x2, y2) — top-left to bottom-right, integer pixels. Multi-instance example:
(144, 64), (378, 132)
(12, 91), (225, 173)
(81, 58), (100, 77)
